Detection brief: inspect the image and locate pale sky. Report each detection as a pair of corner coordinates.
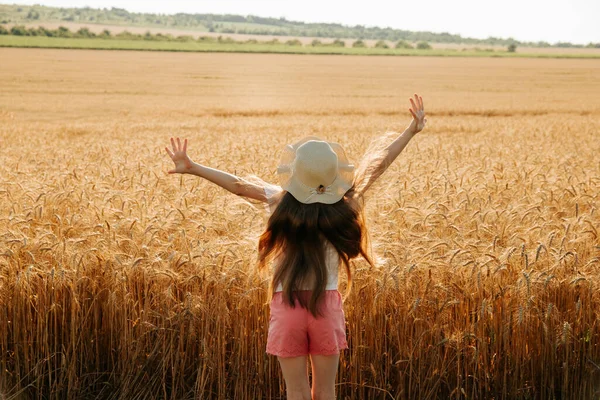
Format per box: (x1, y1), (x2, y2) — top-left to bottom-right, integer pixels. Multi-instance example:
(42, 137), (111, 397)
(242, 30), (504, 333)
(7, 0), (600, 44)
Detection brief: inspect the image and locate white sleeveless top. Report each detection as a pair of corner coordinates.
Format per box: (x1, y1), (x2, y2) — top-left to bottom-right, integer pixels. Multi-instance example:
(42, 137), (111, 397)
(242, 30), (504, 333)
(264, 185), (340, 292)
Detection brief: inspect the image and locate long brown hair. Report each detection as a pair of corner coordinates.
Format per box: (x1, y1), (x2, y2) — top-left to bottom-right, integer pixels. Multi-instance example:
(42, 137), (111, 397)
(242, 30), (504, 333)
(258, 186), (373, 318)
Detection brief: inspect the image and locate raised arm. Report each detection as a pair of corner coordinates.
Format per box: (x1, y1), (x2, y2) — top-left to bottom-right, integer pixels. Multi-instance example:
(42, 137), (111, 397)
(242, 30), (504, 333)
(165, 137), (269, 202)
(355, 94), (427, 195)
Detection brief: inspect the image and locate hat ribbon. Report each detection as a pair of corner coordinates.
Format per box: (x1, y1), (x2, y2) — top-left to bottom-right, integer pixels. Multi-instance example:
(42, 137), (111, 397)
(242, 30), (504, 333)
(304, 184), (334, 203)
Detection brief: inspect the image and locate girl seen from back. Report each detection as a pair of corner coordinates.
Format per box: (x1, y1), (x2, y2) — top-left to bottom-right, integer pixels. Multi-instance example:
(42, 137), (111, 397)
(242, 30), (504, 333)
(165, 94), (427, 400)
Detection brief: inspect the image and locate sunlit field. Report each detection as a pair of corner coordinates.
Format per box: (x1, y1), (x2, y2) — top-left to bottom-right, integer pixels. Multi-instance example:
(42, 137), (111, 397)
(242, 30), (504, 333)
(0, 48), (599, 399)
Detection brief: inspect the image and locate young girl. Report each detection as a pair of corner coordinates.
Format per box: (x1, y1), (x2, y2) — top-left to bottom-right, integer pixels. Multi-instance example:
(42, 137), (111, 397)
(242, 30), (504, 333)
(165, 94), (426, 400)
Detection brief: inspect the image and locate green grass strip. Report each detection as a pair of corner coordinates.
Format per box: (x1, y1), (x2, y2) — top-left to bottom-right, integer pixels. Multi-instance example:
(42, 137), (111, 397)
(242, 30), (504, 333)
(1, 36), (599, 59)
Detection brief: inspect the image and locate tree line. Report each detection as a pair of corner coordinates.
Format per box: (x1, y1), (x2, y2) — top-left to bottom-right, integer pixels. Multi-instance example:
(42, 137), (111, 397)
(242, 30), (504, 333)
(1, 4), (598, 48)
(0, 24), (439, 50)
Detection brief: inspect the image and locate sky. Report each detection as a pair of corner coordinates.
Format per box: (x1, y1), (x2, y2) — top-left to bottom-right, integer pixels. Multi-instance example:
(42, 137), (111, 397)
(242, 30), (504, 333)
(6, 0), (600, 44)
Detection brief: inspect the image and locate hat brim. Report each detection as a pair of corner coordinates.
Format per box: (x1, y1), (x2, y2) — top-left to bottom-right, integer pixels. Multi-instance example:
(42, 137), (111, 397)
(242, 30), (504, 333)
(277, 136), (355, 204)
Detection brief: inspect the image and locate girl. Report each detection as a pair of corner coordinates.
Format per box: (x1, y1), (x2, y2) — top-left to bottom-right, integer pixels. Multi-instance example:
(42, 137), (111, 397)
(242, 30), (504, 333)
(165, 94), (426, 400)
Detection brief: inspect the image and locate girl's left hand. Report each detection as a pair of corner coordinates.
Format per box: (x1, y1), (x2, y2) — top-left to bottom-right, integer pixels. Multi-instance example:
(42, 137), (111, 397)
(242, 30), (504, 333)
(407, 93), (427, 134)
(165, 137), (193, 174)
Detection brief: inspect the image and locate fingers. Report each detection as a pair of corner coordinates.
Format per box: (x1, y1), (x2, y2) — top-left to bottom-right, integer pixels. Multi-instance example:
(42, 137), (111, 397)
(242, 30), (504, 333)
(170, 137), (190, 153)
(413, 93), (424, 111)
(165, 146), (174, 158)
(409, 97), (418, 113)
(409, 108), (417, 120)
(411, 93), (424, 111)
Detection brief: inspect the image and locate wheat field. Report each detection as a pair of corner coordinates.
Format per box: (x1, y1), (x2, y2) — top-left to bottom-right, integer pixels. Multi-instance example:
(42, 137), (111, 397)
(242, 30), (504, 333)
(0, 48), (599, 399)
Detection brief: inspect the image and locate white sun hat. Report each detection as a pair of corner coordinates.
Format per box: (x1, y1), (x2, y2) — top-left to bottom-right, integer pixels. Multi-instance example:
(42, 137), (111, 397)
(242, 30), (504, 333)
(277, 136), (355, 204)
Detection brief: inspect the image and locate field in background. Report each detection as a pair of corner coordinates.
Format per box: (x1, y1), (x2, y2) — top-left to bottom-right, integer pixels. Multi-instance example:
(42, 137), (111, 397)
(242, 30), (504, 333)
(4, 35), (600, 59)
(4, 3), (595, 50)
(5, 21), (600, 53)
(0, 48), (599, 399)
(3, 22), (600, 58)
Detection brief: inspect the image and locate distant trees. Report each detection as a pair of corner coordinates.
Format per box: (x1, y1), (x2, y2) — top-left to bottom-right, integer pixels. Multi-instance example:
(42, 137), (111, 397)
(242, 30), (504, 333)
(57, 26), (71, 37)
(3, 25), (62, 37)
(10, 25), (28, 36)
(113, 30), (142, 40)
(374, 40), (389, 49)
(197, 36), (216, 43)
(217, 36), (237, 44)
(0, 3), (589, 48)
(0, 25), (118, 39)
(76, 27), (94, 38)
(0, 26), (432, 52)
(2, 21), (595, 54)
(395, 40), (413, 49)
(175, 35), (194, 42)
(285, 39), (302, 46)
(110, 7), (131, 19)
(26, 9), (40, 20)
(37, 27), (54, 36)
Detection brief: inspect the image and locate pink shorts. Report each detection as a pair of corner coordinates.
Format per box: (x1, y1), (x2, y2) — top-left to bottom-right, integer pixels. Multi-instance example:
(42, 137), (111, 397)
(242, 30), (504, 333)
(266, 290), (348, 358)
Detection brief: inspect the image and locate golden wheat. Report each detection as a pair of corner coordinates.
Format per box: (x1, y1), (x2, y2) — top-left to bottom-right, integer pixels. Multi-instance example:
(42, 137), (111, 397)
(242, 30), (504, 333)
(0, 48), (599, 399)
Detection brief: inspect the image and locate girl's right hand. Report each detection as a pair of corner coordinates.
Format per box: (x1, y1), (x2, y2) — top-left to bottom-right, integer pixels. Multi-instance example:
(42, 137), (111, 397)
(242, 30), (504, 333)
(165, 137), (194, 174)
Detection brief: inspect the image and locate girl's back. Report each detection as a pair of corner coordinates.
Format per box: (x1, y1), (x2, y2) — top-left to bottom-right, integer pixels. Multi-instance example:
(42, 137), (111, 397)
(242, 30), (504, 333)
(165, 94), (427, 400)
